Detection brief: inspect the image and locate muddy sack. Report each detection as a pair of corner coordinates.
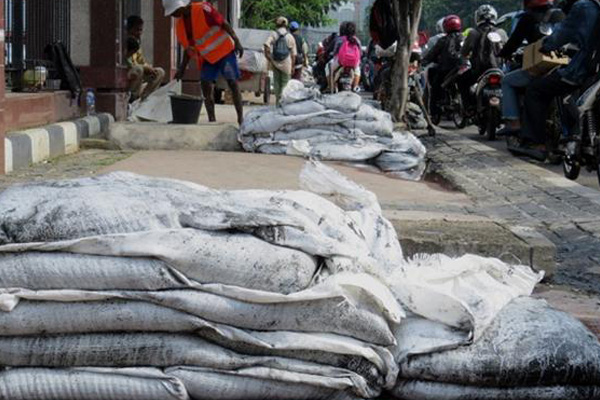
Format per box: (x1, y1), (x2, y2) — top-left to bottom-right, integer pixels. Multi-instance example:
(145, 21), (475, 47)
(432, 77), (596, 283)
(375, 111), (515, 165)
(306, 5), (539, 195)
(0, 252), (190, 291)
(0, 368), (189, 400)
(393, 297), (600, 399)
(0, 333), (376, 398)
(0, 229), (317, 294)
(0, 299), (396, 385)
(169, 366), (362, 400)
(0, 287), (397, 345)
(391, 381), (600, 400)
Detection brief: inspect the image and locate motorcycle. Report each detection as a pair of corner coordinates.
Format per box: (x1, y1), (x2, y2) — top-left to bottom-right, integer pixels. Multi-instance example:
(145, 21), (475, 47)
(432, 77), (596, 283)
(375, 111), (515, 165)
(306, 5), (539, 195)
(334, 67), (355, 93)
(428, 64), (468, 129)
(473, 32), (505, 140)
(361, 55), (375, 92)
(561, 77), (600, 185)
(474, 68), (504, 140)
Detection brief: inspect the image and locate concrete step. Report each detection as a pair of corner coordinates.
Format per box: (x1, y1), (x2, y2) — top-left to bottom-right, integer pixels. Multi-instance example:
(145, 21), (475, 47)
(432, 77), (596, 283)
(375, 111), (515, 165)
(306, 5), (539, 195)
(388, 211), (557, 277)
(108, 122), (241, 152)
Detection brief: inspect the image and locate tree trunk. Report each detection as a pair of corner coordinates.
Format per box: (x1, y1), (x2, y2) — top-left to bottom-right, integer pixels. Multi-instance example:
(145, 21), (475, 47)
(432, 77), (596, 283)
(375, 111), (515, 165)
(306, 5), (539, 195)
(388, 0), (423, 123)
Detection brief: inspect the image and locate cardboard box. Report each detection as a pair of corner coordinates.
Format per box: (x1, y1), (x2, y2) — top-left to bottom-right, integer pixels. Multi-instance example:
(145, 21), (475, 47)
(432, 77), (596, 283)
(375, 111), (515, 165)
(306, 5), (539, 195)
(523, 39), (569, 76)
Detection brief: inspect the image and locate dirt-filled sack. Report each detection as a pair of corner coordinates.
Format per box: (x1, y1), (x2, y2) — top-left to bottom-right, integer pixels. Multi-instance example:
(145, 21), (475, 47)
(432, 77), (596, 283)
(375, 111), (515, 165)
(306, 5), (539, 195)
(0, 286), (398, 345)
(0, 333), (376, 398)
(0, 299), (397, 386)
(168, 366), (362, 400)
(0, 252), (188, 291)
(392, 297), (600, 399)
(0, 229), (317, 294)
(391, 381), (600, 400)
(0, 368), (189, 400)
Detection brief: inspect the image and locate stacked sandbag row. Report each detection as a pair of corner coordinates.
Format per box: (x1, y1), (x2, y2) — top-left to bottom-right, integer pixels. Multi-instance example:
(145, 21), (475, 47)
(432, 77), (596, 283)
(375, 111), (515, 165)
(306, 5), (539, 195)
(0, 165), (404, 400)
(0, 162), (599, 400)
(239, 81), (427, 181)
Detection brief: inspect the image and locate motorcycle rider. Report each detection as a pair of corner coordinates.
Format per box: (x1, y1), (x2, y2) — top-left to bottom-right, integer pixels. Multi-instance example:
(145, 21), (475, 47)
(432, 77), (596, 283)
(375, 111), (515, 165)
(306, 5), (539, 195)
(460, 5), (508, 115)
(519, 0), (600, 159)
(497, 0), (565, 137)
(314, 31), (338, 91)
(422, 15), (464, 120)
(422, 18), (446, 60)
(328, 21), (363, 92)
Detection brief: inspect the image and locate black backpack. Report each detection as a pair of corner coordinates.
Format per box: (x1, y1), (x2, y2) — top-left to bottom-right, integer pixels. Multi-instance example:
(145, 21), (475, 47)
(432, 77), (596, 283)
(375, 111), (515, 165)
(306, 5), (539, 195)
(440, 33), (463, 69)
(474, 25), (500, 73)
(272, 32), (291, 62)
(292, 33), (305, 65)
(44, 41), (82, 100)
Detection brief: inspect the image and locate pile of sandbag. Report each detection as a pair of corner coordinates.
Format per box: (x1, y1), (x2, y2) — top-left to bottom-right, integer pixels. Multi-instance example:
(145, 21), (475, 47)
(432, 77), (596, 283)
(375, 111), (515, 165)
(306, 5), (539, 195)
(0, 163), (404, 400)
(0, 163), (598, 400)
(239, 81), (427, 181)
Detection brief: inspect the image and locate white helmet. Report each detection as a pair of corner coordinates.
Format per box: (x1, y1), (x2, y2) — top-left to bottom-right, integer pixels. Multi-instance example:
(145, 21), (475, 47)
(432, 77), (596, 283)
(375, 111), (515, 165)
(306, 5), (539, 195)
(436, 18), (445, 34)
(162, 0), (190, 16)
(475, 4), (498, 26)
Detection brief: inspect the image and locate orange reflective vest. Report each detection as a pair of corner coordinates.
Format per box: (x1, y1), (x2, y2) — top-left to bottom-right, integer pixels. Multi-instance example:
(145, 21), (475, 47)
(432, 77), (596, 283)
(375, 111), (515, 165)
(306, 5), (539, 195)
(175, 2), (235, 65)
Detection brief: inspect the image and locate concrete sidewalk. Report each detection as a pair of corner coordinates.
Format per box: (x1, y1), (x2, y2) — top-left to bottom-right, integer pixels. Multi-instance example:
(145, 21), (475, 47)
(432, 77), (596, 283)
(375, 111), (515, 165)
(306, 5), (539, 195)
(422, 131), (600, 295)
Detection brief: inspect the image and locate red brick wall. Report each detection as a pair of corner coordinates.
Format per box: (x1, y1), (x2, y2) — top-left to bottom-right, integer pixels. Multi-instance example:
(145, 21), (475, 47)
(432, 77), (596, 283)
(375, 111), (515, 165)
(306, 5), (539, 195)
(0, 0), (5, 175)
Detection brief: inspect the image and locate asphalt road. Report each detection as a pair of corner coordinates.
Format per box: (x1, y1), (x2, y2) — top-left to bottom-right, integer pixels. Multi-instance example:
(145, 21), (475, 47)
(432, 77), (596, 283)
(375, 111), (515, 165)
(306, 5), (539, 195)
(454, 124), (600, 191)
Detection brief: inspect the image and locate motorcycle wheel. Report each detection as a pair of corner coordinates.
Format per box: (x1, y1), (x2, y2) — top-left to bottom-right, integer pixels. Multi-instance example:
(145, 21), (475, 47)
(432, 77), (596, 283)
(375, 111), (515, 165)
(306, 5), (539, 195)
(452, 92), (467, 129)
(453, 112), (467, 129)
(486, 109), (499, 141)
(563, 157), (581, 181)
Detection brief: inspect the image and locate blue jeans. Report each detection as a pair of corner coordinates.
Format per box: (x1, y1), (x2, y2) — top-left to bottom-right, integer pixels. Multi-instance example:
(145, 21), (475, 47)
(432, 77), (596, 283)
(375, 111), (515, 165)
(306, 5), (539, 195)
(502, 69), (533, 120)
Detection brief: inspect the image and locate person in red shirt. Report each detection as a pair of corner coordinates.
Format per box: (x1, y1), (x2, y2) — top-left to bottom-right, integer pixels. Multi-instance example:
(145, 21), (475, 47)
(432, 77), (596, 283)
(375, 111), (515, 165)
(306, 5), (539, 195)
(164, 0), (245, 125)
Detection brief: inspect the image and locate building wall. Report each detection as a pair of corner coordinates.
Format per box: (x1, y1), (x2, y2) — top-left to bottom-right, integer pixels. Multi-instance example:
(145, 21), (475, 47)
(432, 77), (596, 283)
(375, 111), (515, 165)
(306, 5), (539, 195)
(71, 0), (91, 66)
(141, 0), (155, 65)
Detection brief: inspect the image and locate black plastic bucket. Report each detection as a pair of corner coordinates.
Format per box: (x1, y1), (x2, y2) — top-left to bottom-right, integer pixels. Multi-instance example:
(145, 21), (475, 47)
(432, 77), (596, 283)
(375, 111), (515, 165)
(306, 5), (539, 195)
(170, 94), (203, 124)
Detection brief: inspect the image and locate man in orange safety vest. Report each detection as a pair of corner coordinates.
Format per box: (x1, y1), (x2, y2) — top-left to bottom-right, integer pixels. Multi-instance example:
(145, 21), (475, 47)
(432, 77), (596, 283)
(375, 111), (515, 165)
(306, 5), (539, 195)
(163, 0), (245, 125)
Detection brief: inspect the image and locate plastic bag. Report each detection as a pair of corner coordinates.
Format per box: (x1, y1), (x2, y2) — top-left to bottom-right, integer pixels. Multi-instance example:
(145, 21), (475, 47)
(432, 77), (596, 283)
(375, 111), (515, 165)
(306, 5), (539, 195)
(130, 80), (182, 123)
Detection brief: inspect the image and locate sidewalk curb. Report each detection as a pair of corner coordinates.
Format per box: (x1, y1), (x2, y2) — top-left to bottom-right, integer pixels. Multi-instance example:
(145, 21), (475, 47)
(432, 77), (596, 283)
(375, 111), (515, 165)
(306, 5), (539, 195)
(4, 114), (114, 173)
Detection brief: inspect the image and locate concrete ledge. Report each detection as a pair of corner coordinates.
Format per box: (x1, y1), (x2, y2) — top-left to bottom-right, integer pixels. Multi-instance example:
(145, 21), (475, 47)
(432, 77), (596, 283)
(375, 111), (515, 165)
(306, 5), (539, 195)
(392, 218), (557, 277)
(109, 122), (242, 152)
(4, 113), (114, 173)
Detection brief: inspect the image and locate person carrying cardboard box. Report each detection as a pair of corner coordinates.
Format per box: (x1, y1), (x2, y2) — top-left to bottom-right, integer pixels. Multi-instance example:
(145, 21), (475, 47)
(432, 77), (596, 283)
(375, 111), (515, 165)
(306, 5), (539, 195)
(496, 0), (565, 138)
(518, 0), (600, 160)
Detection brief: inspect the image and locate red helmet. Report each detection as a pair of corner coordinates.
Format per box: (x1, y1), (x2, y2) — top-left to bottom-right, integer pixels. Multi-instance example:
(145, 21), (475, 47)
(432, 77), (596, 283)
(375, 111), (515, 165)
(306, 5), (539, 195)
(443, 15), (462, 33)
(524, 0), (554, 9)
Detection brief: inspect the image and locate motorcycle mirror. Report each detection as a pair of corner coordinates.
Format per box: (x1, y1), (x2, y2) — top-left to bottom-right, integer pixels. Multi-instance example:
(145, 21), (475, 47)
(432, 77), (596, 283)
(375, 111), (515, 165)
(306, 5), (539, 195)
(487, 32), (503, 43)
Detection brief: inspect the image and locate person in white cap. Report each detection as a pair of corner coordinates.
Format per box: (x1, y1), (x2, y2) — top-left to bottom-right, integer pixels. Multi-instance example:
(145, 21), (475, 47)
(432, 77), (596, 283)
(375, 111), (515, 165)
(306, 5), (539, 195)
(163, 0), (245, 125)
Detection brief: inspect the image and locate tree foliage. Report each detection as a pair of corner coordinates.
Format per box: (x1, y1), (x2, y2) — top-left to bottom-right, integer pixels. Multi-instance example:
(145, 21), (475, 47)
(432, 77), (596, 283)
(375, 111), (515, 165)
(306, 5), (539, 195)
(421, 0), (522, 32)
(241, 0), (345, 30)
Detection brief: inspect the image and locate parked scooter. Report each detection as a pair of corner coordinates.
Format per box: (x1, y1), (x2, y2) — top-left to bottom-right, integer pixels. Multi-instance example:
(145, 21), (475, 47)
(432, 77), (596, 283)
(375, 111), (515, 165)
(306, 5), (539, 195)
(561, 77), (600, 185)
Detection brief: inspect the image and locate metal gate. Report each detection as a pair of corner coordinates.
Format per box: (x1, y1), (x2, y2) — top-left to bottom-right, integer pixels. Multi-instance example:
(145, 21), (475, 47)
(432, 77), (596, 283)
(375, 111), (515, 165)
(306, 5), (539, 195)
(4, 0), (71, 88)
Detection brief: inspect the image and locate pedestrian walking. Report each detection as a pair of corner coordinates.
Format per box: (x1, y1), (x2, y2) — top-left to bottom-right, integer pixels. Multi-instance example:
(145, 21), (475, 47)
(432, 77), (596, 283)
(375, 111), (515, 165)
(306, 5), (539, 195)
(264, 17), (297, 105)
(163, 0), (245, 125)
(290, 21), (309, 81)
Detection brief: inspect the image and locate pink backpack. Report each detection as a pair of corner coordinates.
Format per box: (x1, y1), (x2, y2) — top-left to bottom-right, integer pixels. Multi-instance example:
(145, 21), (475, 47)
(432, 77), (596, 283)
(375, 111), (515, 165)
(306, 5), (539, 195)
(338, 37), (361, 68)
